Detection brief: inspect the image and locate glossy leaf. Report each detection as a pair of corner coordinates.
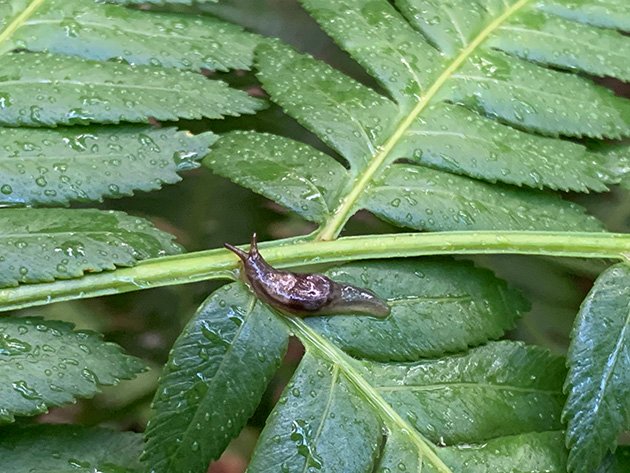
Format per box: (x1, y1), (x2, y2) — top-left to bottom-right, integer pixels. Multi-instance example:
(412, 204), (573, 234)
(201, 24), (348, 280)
(305, 259), (528, 360)
(247, 335), (568, 473)
(0, 317), (144, 423)
(204, 131), (348, 224)
(0, 126), (216, 206)
(0, 424), (142, 473)
(247, 352), (383, 473)
(563, 263), (630, 473)
(0, 52), (263, 127)
(366, 163), (604, 232)
(204, 0), (630, 239)
(0, 0), (258, 71)
(361, 341), (566, 444)
(0, 208), (181, 287)
(489, 9), (630, 82)
(143, 283), (289, 473)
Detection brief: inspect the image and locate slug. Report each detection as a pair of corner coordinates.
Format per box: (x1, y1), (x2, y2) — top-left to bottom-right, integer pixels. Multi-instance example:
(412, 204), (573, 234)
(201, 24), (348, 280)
(224, 234), (390, 318)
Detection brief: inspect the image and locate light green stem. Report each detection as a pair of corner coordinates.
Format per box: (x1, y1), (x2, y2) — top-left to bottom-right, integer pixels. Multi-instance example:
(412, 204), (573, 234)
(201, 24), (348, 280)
(1, 230), (629, 312)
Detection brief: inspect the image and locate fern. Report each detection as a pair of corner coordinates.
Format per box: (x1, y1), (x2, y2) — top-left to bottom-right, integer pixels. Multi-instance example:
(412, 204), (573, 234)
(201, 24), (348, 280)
(0, 317), (144, 422)
(0, 0), (629, 473)
(0, 0), (256, 70)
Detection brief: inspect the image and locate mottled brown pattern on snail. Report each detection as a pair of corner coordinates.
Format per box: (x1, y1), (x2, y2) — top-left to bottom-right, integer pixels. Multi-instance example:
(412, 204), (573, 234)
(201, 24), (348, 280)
(224, 234), (390, 318)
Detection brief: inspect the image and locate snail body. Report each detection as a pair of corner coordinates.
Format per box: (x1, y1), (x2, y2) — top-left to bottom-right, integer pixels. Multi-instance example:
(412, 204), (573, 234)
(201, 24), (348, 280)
(224, 234), (390, 318)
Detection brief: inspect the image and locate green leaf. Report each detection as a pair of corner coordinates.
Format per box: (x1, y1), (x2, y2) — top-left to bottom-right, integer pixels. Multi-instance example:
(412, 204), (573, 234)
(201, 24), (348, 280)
(366, 163), (603, 232)
(0, 126), (215, 206)
(247, 352), (383, 473)
(0, 424), (142, 473)
(0, 0), (258, 71)
(0, 52), (263, 127)
(203, 0), (630, 239)
(563, 263), (630, 473)
(315, 0), (630, 137)
(398, 1), (630, 82)
(391, 102), (612, 193)
(204, 130), (348, 224)
(440, 431), (568, 473)
(248, 330), (568, 473)
(537, 0), (630, 31)
(143, 282), (289, 473)
(448, 49), (629, 139)
(488, 9), (630, 82)
(361, 341), (566, 444)
(140, 261), (564, 473)
(305, 259), (528, 360)
(0, 208), (181, 287)
(0, 316), (144, 423)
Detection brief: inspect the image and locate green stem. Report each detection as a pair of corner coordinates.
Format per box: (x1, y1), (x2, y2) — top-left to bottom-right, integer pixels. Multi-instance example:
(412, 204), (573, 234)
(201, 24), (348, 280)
(1, 230), (629, 312)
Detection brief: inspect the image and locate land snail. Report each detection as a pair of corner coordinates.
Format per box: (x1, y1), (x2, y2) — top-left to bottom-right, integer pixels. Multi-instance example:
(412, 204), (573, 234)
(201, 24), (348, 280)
(224, 234), (391, 318)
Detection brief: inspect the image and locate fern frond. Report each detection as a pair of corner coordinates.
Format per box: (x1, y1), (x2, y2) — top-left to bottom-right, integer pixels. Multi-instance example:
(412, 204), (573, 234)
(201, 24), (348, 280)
(0, 208), (181, 287)
(0, 52), (262, 127)
(0, 317), (144, 423)
(0, 127), (215, 206)
(0, 0), (258, 71)
(206, 0), (630, 239)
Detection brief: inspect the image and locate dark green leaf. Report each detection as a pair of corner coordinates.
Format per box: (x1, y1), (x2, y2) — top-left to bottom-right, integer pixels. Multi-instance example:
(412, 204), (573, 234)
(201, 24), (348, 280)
(596, 447), (630, 473)
(563, 263), (630, 473)
(143, 282), (290, 473)
(0, 424), (142, 473)
(0, 317), (144, 423)
(306, 259), (528, 361)
(248, 331), (568, 473)
(366, 163), (604, 232)
(247, 352), (383, 473)
(255, 41), (399, 167)
(439, 431), (568, 473)
(0, 126), (215, 206)
(204, 131), (348, 223)
(1, 0), (257, 71)
(449, 49), (630, 139)
(0, 52), (263, 127)
(362, 341), (566, 444)
(0, 208), (181, 287)
(393, 102), (612, 192)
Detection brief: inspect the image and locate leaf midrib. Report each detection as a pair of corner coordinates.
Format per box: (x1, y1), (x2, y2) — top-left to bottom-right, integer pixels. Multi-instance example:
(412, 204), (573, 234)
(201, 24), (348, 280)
(0, 0), (46, 47)
(315, 0), (532, 241)
(286, 317), (453, 473)
(590, 299), (630, 416)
